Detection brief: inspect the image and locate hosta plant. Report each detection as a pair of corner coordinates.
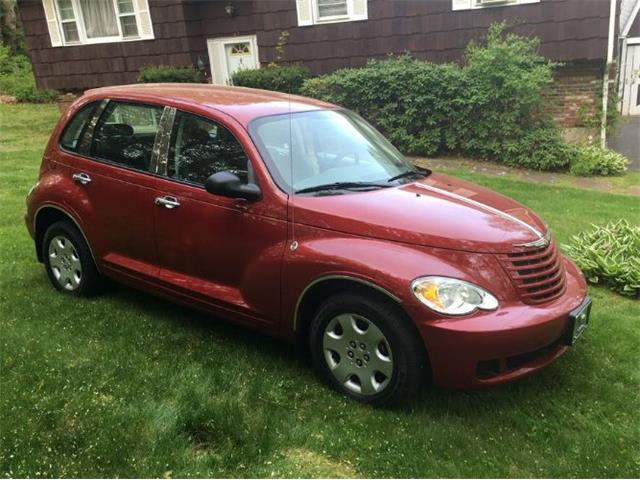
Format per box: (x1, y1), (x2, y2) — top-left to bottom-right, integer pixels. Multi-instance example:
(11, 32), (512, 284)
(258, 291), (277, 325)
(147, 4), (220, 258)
(563, 219), (640, 297)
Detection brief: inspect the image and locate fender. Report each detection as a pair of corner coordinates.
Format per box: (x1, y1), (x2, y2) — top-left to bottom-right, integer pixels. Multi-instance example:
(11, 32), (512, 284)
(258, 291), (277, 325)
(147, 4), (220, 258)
(281, 223), (515, 335)
(33, 203), (100, 272)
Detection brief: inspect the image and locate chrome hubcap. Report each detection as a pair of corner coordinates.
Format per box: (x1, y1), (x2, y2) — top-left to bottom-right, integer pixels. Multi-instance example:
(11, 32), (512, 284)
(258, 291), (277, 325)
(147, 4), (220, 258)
(48, 235), (82, 291)
(323, 314), (393, 396)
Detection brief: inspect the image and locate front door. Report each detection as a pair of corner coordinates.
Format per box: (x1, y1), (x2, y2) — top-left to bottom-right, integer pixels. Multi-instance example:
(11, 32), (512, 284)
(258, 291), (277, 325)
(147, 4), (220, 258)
(152, 109), (286, 326)
(207, 35), (260, 85)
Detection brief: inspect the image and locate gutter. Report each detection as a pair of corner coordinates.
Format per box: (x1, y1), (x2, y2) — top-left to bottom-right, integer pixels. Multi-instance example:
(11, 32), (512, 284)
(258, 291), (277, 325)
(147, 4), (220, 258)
(601, 0), (618, 148)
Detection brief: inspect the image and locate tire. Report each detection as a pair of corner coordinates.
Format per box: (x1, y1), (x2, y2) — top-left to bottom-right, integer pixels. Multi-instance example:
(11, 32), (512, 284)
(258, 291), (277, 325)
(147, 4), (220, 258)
(42, 220), (102, 296)
(309, 292), (426, 406)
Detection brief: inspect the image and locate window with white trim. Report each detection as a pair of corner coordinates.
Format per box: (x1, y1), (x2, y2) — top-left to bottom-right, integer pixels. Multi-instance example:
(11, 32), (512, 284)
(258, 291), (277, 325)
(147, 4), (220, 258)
(452, 0), (540, 10)
(296, 0), (368, 26)
(42, 0), (154, 47)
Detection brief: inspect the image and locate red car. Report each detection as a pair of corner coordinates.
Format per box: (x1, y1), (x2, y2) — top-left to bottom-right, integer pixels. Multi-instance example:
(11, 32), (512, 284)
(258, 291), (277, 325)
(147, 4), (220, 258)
(25, 84), (590, 405)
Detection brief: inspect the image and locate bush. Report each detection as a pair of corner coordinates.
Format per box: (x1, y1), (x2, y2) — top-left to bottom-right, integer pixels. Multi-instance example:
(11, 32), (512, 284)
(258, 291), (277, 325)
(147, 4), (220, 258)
(137, 64), (204, 83)
(502, 128), (575, 170)
(13, 84), (58, 103)
(570, 145), (629, 176)
(302, 56), (463, 155)
(300, 23), (576, 170)
(0, 43), (57, 102)
(563, 220), (640, 297)
(231, 64), (311, 94)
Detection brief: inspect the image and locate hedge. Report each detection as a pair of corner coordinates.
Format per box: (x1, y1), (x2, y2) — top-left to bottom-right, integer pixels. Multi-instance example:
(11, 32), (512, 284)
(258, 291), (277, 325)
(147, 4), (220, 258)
(231, 64), (311, 94)
(137, 65), (204, 83)
(300, 23), (575, 171)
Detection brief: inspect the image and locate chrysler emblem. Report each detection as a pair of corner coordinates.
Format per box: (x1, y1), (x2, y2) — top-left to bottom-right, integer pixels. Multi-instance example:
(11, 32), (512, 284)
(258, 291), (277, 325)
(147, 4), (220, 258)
(515, 232), (550, 248)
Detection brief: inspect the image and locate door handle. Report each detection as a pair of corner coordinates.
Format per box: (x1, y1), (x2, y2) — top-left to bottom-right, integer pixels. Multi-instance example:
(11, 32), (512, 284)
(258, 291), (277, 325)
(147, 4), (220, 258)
(154, 196), (180, 209)
(72, 172), (91, 185)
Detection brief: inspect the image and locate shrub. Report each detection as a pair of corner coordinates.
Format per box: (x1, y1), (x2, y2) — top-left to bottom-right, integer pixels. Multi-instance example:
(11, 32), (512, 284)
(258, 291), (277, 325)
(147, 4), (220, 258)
(0, 43), (58, 102)
(300, 23), (577, 170)
(302, 56), (464, 155)
(231, 64), (311, 94)
(570, 145), (629, 176)
(13, 84), (58, 103)
(137, 64), (204, 83)
(563, 220), (640, 297)
(502, 128), (575, 170)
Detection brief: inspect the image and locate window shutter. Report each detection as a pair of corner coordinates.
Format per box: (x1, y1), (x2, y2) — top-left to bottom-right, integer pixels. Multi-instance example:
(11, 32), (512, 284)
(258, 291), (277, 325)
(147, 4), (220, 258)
(134, 0), (154, 39)
(41, 0), (62, 47)
(296, 0), (313, 26)
(350, 0), (368, 21)
(452, 0), (472, 10)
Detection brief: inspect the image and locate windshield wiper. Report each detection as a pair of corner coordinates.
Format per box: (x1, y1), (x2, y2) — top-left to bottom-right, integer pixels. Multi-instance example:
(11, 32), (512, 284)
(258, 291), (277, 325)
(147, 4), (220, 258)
(295, 182), (392, 195)
(387, 167), (432, 183)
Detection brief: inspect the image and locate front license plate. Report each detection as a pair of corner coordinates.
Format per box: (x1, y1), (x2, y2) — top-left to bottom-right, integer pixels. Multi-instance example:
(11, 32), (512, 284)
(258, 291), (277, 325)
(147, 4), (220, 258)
(566, 297), (591, 346)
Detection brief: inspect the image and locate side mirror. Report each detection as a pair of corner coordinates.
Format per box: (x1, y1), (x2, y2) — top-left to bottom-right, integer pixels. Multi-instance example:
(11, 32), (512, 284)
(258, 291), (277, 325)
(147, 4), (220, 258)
(205, 171), (261, 201)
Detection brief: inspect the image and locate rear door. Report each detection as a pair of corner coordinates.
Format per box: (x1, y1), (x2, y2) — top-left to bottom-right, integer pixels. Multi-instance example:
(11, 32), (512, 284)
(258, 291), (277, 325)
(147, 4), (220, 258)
(70, 100), (165, 279)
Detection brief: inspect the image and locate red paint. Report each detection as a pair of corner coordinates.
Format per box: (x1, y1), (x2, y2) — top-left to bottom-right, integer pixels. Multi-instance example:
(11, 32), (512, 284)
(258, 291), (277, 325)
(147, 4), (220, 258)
(25, 85), (588, 389)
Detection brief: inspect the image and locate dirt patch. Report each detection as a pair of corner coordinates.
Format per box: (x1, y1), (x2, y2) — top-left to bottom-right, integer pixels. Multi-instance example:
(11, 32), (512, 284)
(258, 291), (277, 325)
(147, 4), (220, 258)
(280, 448), (357, 478)
(413, 156), (639, 196)
(0, 95), (16, 104)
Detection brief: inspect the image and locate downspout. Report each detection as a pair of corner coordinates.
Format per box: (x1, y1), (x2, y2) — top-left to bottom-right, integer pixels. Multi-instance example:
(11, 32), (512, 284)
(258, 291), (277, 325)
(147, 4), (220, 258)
(601, 0), (618, 148)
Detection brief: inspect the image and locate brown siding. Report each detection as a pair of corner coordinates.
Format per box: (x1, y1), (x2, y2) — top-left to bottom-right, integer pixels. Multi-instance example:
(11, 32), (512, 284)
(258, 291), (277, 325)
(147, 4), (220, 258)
(19, 0), (611, 91)
(18, 0), (197, 90)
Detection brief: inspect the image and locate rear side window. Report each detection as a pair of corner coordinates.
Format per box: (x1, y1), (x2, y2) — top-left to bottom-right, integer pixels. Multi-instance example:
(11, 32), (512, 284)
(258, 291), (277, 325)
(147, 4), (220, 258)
(167, 111), (249, 186)
(91, 101), (163, 172)
(60, 102), (98, 152)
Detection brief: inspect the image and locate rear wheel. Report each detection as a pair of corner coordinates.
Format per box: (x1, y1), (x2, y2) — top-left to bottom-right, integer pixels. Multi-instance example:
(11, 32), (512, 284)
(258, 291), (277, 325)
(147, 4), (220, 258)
(309, 292), (426, 406)
(42, 221), (102, 296)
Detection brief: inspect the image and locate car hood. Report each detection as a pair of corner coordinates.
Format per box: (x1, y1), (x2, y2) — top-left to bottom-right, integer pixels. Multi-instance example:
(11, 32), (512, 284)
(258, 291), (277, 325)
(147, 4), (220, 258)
(293, 173), (548, 254)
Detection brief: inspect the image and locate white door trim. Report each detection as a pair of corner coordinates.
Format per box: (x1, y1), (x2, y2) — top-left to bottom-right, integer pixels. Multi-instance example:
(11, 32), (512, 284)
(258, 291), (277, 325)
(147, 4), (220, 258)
(207, 35), (260, 85)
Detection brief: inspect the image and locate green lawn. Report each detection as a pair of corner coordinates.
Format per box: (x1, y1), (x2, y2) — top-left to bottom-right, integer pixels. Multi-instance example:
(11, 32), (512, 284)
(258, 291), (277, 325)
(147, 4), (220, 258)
(1, 104), (639, 478)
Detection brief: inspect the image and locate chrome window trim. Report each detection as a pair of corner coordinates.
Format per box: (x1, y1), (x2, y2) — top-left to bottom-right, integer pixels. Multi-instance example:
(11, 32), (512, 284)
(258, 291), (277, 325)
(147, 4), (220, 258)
(293, 275), (402, 331)
(76, 99), (108, 155)
(152, 106), (176, 175)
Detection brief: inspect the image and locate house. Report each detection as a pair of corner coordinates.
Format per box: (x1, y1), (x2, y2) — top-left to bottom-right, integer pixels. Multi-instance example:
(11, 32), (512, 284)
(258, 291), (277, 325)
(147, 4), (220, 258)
(16, 0), (640, 128)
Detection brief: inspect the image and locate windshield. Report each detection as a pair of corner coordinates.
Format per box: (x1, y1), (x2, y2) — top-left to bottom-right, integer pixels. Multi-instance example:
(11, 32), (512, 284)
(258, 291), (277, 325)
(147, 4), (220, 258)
(249, 109), (418, 194)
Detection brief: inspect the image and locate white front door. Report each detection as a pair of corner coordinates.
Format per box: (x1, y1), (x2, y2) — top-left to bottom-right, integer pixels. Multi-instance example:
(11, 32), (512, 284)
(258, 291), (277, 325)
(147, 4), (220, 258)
(620, 41), (640, 116)
(207, 35), (260, 85)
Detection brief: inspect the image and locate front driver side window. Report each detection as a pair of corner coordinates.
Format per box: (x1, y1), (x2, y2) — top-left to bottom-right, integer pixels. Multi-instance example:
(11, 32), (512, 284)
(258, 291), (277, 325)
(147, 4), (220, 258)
(168, 111), (249, 186)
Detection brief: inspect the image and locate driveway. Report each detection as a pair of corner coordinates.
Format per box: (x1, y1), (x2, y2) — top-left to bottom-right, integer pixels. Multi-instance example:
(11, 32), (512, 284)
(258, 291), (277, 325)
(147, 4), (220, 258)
(609, 116), (640, 171)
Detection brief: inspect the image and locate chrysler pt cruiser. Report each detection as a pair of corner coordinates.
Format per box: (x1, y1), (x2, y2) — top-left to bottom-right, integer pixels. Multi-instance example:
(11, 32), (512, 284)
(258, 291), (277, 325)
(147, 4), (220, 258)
(25, 84), (591, 405)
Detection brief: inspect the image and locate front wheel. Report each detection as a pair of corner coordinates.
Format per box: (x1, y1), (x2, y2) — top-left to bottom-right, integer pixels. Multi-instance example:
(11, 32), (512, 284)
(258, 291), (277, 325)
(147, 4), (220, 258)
(309, 292), (426, 406)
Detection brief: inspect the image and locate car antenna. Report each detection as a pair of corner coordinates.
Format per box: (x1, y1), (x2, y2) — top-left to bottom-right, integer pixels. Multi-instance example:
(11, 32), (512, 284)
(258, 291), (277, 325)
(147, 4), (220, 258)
(289, 89), (298, 252)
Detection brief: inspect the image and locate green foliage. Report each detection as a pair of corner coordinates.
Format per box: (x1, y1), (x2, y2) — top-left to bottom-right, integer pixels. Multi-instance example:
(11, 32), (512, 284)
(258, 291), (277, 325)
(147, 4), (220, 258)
(563, 220), (640, 297)
(301, 23), (578, 171)
(137, 64), (204, 83)
(0, 43), (57, 102)
(570, 145), (629, 176)
(501, 128), (575, 170)
(2, 103), (640, 478)
(231, 64), (311, 94)
(302, 55), (463, 155)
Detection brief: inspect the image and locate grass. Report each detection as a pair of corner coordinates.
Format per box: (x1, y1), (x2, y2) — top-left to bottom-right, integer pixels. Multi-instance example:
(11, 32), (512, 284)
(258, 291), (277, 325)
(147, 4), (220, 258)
(1, 103), (639, 478)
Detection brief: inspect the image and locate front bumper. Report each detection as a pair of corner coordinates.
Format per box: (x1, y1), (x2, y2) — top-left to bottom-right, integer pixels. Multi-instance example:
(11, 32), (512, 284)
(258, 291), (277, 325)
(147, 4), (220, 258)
(408, 258), (588, 389)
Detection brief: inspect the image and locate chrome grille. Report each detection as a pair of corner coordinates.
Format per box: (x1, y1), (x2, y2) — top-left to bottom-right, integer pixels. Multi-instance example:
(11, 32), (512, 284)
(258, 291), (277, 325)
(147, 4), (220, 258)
(499, 240), (566, 304)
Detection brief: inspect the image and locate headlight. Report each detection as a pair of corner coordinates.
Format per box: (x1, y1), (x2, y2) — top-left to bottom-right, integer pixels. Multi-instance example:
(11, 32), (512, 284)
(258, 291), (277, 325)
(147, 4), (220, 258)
(411, 276), (499, 316)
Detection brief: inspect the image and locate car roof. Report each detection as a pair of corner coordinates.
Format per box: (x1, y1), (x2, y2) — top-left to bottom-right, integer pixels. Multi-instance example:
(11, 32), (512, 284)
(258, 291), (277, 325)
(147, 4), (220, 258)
(83, 83), (337, 126)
